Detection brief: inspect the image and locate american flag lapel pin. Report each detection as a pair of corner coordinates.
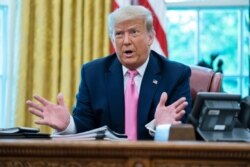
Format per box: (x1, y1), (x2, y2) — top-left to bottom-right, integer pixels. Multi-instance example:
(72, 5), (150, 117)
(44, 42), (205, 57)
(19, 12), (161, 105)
(153, 79), (158, 85)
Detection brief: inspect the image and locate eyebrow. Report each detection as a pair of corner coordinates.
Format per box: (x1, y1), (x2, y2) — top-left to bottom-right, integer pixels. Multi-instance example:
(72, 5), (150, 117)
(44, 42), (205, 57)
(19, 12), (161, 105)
(115, 24), (142, 31)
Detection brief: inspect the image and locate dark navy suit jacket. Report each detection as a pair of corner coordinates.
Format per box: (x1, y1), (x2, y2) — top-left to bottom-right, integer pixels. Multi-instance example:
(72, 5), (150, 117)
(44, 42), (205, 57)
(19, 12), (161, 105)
(72, 50), (192, 140)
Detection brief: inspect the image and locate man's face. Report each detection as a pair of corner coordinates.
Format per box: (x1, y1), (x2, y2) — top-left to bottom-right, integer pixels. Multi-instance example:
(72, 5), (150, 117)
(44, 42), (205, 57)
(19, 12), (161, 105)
(112, 18), (154, 69)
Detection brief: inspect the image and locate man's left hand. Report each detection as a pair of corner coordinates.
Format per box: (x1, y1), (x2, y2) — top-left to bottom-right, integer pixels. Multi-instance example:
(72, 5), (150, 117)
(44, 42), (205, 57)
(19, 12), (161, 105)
(154, 92), (188, 126)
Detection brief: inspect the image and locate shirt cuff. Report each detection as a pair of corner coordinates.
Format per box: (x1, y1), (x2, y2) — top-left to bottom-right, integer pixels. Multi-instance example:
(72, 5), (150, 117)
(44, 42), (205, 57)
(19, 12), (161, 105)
(53, 116), (77, 135)
(145, 119), (156, 136)
(154, 124), (171, 141)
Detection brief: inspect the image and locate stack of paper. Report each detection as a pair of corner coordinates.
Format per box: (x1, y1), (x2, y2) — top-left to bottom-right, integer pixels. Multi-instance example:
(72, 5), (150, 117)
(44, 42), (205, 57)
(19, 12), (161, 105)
(51, 125), (127, 141)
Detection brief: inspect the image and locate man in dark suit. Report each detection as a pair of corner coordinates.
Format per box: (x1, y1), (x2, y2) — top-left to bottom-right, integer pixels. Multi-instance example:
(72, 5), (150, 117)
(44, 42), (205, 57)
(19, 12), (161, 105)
(26, 5), (192, 140)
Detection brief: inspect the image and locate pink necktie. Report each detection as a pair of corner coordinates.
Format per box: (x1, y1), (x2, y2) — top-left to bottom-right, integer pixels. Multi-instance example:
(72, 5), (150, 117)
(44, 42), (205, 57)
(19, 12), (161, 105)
(125, 70), (138, 140)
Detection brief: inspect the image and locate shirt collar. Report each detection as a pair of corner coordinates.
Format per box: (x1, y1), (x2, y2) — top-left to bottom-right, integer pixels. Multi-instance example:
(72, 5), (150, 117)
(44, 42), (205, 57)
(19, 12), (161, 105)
(122, 54), (150, 77)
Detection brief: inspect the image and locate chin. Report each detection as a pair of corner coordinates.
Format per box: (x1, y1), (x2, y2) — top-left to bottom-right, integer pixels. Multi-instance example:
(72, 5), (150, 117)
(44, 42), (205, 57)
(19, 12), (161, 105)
(125, 64), (138, 70)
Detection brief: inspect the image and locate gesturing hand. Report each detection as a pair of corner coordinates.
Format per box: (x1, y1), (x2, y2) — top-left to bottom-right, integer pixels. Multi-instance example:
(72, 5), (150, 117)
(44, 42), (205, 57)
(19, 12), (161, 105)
(26, 92), (70, 131)
(154, 92), (188, 127)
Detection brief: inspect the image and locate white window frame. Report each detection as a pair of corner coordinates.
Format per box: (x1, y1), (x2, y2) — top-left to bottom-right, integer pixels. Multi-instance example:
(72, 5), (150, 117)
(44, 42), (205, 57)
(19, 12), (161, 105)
(165, 0), (248, 8)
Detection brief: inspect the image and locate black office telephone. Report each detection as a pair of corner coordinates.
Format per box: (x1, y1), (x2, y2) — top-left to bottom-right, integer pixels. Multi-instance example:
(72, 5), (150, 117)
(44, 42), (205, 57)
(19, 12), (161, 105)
(188, 92), (250, 142)
(238, 96), (250, 129)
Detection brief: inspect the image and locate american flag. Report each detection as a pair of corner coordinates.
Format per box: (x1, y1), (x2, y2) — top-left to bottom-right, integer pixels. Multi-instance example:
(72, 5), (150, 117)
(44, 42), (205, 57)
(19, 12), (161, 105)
(111, 0), (168, 57)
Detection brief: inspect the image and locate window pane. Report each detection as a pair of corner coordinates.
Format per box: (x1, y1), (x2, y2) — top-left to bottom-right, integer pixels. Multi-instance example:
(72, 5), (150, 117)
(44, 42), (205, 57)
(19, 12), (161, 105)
(199, 10), (239, 75)
(242, 77), (249, 97)
(0, 5), (7, 127)
(167, 10), (197, 65)
(222, 77), (240, 95)
(243, 9), (249, 76)
(0, 7), (4, 75)
(0, 76), (2, 126)
(0, 6), (5, 127)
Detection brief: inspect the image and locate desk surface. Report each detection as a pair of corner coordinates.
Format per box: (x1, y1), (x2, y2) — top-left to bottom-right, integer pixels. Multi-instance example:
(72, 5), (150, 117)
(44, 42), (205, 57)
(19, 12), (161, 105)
(0, 140), (250, 167)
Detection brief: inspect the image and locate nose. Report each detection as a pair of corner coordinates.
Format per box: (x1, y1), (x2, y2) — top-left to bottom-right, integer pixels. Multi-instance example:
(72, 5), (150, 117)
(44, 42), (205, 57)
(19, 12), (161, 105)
(123, 32), (131, 45)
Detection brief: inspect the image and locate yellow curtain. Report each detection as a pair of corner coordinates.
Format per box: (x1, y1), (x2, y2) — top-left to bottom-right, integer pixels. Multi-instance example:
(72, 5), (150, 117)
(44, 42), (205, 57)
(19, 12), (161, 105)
(15, 0), (112, 133)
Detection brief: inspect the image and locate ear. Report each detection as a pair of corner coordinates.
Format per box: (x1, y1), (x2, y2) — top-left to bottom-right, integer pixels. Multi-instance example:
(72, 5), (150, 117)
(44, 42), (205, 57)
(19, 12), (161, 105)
(147, 32), (155, 46)
(111, 38), (116, 50)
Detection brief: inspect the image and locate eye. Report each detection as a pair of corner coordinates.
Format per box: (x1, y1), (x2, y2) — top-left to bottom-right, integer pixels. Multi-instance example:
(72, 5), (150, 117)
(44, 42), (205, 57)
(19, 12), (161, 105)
(115, 31), (123, 38)
(132, 29), (137, 34)
(129, 29), (139, 36)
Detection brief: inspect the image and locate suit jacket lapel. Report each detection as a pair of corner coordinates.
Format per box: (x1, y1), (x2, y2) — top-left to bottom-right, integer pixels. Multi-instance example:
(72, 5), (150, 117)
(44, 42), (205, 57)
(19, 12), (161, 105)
(138, 53), (162, 135)
(105, 57), (125, 133)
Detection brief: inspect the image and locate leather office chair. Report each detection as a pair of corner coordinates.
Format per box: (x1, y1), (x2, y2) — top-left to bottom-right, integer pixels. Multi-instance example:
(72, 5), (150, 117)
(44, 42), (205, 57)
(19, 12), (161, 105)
(190, 65), (223, 105)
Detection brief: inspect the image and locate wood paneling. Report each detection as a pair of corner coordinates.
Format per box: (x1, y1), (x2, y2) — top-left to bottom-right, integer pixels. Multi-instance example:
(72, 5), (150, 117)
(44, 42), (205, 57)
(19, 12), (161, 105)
(0, 140), (249, 167)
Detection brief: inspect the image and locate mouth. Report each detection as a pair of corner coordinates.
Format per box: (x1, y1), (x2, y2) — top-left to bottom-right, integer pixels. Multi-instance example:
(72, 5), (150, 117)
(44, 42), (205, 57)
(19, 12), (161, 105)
(123, 50), (134, 58)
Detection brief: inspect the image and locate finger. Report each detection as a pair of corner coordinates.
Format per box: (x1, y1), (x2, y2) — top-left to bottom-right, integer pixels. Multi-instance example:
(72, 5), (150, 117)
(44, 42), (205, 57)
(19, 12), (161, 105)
(157, 92), (168, 107)
(28, 108), (44, 118)
(175, 110), (185, 120)
(57, 92), (65, 106)
(26, 100), (44, 111)
(172, 97), (186, 108)
(35, 119), (58, 130)
(172, 121), (182, 125)
(175, 101), (188, 113)
(35, 119), (48, 126)
(33, 95), (50, 106)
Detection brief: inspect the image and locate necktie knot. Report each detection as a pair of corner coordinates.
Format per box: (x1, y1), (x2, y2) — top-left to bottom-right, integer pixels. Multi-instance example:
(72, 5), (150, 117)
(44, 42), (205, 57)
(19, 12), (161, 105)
(128, 70), (138, 80)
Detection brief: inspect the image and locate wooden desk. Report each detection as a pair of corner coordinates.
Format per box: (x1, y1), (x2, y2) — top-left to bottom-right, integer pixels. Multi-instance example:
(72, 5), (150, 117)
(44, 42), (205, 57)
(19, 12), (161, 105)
(0, 140), (249, 167)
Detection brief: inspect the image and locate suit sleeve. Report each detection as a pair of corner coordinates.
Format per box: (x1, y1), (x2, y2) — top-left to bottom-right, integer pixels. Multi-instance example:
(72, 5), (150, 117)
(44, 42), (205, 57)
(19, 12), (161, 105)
(168, 65), (192, 123)
(72, 66), (96, 132)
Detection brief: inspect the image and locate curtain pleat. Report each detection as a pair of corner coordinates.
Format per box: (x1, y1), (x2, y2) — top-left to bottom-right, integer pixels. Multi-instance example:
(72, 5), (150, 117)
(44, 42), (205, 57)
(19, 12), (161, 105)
(15, 0), (112, 133)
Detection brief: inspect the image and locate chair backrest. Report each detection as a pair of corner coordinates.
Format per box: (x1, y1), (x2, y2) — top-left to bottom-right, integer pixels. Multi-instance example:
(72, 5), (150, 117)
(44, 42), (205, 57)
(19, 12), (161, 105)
(190, 66), (223, 105)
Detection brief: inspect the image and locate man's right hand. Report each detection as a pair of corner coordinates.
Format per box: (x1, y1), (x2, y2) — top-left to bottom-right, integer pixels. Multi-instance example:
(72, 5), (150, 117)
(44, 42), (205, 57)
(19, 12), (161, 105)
(26, 92), (70, 131)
